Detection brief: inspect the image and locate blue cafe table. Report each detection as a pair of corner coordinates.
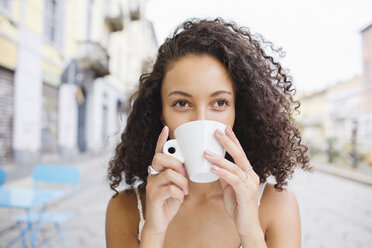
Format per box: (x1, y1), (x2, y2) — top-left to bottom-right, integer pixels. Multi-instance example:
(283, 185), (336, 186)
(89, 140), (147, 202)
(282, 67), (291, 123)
(0, 187), (67, 248)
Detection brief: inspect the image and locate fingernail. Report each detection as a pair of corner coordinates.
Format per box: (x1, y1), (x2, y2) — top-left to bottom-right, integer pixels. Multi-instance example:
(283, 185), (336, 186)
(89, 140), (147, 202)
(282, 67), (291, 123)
(205, 150), (215, 157)
(212, 165), (220, 171)
(182, 167), (187, 176)
(227, 125), (233, 134)
(162, 126), (169, 138)
(216, 129), (224, 136)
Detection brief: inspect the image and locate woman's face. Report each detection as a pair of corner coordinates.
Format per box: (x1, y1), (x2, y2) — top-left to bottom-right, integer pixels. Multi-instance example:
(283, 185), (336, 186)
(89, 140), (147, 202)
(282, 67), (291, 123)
(161, 54), (236, 139)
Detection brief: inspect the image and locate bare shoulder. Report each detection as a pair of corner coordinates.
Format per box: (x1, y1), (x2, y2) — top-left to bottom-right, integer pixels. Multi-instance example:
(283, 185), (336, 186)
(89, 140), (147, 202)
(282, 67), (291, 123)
(259, 183), (301, 248)
(261, 182), (299, 207)
(105, 188), (141, 248)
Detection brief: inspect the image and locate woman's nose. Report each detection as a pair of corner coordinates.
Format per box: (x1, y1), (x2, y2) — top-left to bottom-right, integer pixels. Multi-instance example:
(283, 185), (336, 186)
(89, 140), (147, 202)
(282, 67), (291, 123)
(194, 107), (207, 121)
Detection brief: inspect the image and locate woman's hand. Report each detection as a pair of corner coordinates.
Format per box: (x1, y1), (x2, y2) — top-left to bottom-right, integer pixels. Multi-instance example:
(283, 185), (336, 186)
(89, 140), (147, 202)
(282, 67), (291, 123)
(144, 126), (189, 237)
(203, 125), (262, 238)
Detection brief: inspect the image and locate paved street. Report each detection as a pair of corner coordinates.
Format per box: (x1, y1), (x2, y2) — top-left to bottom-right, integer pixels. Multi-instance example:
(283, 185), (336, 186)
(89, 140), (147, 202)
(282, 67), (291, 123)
(290, 169), (372, 248)
(0, 155), (114, 247)
(1, 157), (372, 247)
(60, 155), (114, 247)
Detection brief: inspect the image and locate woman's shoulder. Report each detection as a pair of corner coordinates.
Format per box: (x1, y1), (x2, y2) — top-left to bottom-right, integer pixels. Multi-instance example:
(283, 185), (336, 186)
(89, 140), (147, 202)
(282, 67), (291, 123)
(261, 182), (299, 215)
(262, 182), (298, 201)
(106, 188), (141, 239)
(259, 183), (301, 242)
(106, 188), (145, 246)
(107, 188), (140, 215)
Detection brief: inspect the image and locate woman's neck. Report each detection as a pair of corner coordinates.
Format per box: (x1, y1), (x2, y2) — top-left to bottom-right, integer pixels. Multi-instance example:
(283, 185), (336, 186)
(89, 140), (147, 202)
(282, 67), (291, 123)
(185, 177), (223, 202)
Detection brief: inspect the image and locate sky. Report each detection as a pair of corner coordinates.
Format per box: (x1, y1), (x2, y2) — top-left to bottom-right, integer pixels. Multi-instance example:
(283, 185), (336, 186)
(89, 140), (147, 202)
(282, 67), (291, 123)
(145, 0), (372, 94)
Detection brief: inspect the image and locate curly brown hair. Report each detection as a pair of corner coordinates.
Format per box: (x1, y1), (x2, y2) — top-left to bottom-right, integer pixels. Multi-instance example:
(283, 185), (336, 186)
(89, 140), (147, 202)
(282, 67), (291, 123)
(107, 17), (311, 196)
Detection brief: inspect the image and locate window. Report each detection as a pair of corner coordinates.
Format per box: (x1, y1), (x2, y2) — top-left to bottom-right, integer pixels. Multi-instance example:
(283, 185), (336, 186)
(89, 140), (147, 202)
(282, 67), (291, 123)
(0, 0), (10, 9)
(0, 0), (11, 15)
(44, 0), (61, 45)
(366, 118), (371, 136)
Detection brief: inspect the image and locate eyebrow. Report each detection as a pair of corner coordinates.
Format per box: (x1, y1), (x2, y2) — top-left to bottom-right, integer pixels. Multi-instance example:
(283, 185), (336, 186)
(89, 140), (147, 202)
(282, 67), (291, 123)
(168, 90), (233, 98)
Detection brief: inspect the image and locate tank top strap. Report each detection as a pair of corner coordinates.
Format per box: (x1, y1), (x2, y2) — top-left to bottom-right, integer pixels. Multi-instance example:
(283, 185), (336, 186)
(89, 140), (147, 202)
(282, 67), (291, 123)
(134, 186), (145, 241)
(258, 182), (267, 206)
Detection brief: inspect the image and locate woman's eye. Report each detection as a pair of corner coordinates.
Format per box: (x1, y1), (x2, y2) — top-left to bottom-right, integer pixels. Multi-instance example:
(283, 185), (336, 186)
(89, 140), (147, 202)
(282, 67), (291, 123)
(172, 100), (190, 108)
(213, 99), (229, 107)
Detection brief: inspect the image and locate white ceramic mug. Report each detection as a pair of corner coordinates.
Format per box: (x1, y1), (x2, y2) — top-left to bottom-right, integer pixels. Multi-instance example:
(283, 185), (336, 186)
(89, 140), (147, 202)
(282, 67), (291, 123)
(163, 120), (227, 183)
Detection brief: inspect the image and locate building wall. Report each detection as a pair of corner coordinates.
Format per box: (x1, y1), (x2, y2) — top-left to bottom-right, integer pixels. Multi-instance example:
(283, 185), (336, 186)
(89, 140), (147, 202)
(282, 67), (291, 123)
(80, 0), (157, 152)
(85, 78), (125, 151)
(0, 35), (17, 70)
(41, 83), (59, 153)
(297, 76), (371, 158)
(0, 67), (14, 164)
(361, 24), (372, 163)
(327, 77), (367, 152)
(0, 0), (157, 166)
(12, 0), (43, 165)
(0, 1), (18, 165)
(58, 84), (79, 158)
(296, 90), (330, 151)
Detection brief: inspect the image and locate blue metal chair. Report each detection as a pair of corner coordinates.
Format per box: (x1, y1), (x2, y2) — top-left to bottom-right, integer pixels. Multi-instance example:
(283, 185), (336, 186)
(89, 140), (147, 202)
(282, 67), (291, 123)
(0, 168), (6, 186)
(14, 164), (81, 248)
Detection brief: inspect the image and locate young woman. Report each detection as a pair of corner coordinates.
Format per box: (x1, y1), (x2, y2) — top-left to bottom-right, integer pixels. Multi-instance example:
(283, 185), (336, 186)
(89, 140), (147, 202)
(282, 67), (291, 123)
(106, 18), (311, 248)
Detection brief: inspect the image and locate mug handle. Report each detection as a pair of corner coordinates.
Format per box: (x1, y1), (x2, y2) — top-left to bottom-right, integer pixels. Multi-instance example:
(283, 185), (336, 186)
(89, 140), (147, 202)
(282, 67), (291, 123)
(163, 139), (185, 163)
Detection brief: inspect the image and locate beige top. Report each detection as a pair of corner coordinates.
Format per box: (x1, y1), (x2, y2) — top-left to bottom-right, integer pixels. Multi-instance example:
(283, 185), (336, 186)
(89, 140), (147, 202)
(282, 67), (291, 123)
(134, 182), (267, 246)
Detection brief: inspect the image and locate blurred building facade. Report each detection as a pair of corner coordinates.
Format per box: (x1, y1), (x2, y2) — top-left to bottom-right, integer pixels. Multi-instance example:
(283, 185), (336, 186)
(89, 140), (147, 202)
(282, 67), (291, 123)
(296, 89), (330, 152)
(327, 77), (368, 158)
(297, 22), (372, 164)
(298, 76), (370, 161)
(361, 24), (372, 164)
(0, 0), (157, 166)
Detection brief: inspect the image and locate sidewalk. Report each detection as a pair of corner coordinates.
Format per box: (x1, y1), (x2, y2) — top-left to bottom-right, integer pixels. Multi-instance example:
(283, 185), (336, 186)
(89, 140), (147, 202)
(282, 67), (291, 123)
(312, 161), (372, 186)
(0, 152), (115, 247)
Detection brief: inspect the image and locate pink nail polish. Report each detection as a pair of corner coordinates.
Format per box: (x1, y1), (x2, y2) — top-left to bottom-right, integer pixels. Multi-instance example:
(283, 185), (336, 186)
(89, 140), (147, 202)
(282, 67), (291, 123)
(216, 129), (224, 136)
(205, 150), (214, 157)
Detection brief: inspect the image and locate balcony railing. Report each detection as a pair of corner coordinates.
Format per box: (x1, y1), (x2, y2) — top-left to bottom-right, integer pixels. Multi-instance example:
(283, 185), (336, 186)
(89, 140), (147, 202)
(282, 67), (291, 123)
(105, 3), (124, 32)
(77, 41), (110, 78)
(129, 0), (140, 21)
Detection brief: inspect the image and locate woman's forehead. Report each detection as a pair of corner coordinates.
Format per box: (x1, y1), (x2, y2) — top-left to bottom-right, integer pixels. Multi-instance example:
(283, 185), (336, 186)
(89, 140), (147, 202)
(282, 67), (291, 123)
(162, 55), (234, 95)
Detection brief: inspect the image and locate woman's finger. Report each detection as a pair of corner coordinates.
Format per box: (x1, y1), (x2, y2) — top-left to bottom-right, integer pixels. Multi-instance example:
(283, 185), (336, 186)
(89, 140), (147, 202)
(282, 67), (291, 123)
(204, 150), (244, 178)
(223, 126), (258, 180)
(214, 128), (250, 170)
(151, 153), (185, 176)
(211, 165), (245, 192)
(157, 184), (186, 204)
(149, 168), (189, 196)
(154, 126), (169, 154)
(226, 125), (244, 152)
